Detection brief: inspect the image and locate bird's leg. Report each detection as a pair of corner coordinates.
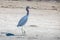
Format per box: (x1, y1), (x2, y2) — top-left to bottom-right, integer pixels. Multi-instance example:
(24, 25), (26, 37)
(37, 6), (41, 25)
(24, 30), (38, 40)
(21, 27), (26, 36)
(17, 27), (22, 35)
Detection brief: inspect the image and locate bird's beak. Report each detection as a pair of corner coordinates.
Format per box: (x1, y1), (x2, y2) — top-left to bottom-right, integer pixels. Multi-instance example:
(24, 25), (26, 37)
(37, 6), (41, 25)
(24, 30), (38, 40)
(29, 7), (36, 9)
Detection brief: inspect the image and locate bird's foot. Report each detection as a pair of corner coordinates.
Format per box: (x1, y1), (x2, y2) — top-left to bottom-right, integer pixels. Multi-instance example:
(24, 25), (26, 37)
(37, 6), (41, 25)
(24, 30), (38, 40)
(22, 30), (26, 36)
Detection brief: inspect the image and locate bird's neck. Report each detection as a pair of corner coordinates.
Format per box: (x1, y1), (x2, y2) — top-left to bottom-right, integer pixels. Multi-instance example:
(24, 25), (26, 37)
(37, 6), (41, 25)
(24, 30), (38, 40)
(26, 9), (29, 16)
(27, 11), (29, 16)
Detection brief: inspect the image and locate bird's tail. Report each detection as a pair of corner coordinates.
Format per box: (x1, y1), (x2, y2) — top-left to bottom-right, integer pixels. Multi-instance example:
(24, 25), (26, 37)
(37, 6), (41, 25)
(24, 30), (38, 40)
(17, 24), (22, 27)
(17, 25), (19, 27)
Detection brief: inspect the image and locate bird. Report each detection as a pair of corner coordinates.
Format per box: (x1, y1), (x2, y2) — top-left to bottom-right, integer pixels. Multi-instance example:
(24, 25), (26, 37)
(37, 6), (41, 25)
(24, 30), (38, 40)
(17, 6), (30, 35)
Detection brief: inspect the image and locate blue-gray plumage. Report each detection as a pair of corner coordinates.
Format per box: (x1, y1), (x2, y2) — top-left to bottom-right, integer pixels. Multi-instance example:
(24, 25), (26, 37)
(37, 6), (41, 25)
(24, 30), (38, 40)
(17, 6), (29, 27)
(17, 6), (29, 35)
(17, 15), (28, 27)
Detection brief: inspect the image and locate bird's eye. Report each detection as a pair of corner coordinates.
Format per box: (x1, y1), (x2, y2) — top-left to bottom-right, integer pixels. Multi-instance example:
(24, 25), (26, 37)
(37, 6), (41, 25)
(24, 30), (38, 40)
(26, 6), (29, 8)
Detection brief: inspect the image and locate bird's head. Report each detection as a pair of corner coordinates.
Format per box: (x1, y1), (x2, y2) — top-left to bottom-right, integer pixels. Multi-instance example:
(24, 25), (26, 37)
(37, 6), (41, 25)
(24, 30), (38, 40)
(26, 6), (29, 9)
(26, 6), (30, 11)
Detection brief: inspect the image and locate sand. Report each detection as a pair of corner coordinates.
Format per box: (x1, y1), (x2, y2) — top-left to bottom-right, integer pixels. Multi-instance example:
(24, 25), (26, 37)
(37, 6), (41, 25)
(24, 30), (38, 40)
(0, 1), (60, 40)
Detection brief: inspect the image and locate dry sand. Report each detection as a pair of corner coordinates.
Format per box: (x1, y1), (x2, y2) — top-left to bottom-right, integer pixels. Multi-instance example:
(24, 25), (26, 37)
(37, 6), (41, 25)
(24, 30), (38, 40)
(0, 1), (60, 10)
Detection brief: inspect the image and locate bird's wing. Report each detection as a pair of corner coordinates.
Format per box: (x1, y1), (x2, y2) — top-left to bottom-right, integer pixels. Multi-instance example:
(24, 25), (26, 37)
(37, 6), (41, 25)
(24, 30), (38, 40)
(17, 16), (28, 26)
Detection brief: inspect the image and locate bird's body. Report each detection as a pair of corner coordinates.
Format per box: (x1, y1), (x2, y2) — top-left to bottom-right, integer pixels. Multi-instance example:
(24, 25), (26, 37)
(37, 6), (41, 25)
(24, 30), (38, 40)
(17, 6), (29, 35)
(17, 6), (29, 27)
(17, 15), (28, 27)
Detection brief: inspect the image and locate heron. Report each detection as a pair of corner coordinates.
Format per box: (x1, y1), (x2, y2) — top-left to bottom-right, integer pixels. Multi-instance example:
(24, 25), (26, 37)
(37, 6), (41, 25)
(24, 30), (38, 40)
(17, 6), (30, 35)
